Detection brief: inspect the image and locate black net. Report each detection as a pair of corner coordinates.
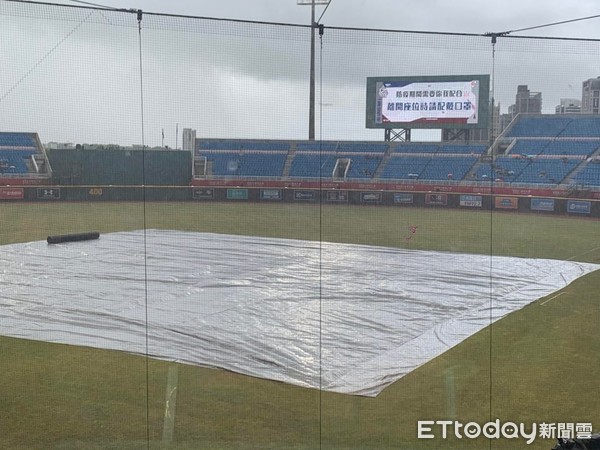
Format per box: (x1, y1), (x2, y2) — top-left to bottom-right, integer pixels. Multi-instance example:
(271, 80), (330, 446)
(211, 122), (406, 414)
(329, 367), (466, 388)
(1, 2), (599, 449)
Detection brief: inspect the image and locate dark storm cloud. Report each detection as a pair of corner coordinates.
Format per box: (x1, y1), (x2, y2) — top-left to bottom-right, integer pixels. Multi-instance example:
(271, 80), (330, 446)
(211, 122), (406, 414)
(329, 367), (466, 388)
(2, 0), (600, 144)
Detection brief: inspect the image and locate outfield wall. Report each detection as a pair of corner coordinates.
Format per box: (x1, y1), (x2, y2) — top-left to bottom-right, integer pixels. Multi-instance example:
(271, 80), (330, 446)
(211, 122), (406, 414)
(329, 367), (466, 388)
(46, 149), (192, 186)
(1, 185), (598, 218)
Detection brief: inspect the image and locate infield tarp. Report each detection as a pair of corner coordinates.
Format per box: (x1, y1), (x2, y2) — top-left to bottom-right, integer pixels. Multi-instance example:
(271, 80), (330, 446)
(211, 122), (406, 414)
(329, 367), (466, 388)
(1, 230), (598, 396)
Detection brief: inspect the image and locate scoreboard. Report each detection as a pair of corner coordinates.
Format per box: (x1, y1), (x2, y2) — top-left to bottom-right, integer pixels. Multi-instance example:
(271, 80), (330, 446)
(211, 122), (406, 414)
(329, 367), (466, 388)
(366, 74), (490, 129)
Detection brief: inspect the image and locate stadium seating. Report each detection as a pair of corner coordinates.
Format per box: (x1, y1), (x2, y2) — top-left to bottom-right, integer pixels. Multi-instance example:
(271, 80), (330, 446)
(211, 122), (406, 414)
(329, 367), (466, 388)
(200, 152), (287, 177)
(513, 159), (579, 184)
(573, 162), (600, 187)
(336, 142), (388, 153)
(380, 156), (430, 179)
(505, 116), (572, 138)
(490, 157), (530, 182)
(391, 143), (441, 154)
(295, 141), (388, 153)
(439, 144), (487, 154)
(509, 139), (599, 157)
(345, 155), (382, 178)
(0, 132), (36, 148)
(296, 141), (339, 152)
(188, 132), (598, 186)
(390, 142), (487, 155)
(505, 115), (600, 138)
(0, 150), (35, 174)
(560, 117), (600, 137)
(418, 156), (478, 181)
(507, 140), (551, 156)
(289, 153), (337, 178)
(476, 157), (579, 184)
(474, 162), (494, 181)
(197, 139), (290, 151)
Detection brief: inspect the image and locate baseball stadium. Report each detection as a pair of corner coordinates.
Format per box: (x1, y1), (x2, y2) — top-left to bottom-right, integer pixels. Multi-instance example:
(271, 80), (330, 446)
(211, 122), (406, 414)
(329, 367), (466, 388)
(1, 2), (599, 449)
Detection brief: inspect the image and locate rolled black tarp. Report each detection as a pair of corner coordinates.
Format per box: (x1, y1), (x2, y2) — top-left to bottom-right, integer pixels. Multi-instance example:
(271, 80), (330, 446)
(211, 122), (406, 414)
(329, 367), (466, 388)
(47, 232), (100, 244)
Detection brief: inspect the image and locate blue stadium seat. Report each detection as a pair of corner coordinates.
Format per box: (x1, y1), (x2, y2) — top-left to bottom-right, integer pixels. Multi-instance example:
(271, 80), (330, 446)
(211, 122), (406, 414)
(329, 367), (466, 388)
(506, 115), (600, 138)
(439, 144), (487, 154)
(296, 142), (338, 152)
(0, 133), (36, 148)
(345, 155), (382, 178)
(509, 140), (550, 156)
(391, 143), (440, 154)
(477, 157), (579, 184)
(0, 150), (33, 174)
(289, 153), (336, 178)
(201, 151), (287, 177)
(197, 139), (290, 151)
(380, 156), (430, 179)
(573, 162), (600, 187)
(561, 117), (600, 137)
(506, 116), (572, 138)
(336, 142), (388, 153)
(418, 157), (478, 181)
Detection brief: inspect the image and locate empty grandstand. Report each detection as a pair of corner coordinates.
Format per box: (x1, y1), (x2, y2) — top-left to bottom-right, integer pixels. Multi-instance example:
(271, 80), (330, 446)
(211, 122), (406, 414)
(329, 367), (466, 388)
(0, 132), (52, 185)
(488, 114), (600, 187)
(189, 115), (600, 189)
(4, 114), (598, 202)
(192, 139), (489, 182)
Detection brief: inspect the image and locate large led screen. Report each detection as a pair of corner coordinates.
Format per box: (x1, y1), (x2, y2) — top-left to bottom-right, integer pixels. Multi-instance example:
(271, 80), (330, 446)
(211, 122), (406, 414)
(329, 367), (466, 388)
(366, 74), (490, 129)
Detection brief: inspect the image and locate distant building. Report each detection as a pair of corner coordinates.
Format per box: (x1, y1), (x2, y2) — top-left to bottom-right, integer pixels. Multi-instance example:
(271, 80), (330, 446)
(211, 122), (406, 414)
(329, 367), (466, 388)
(182, 128), (196, 153)
(498, 85), (543, 134)
(510, 85), (542, 115)
(582, 77), (600, 114)
(46, 142), (75, 150)
(555, 98), (581, 114)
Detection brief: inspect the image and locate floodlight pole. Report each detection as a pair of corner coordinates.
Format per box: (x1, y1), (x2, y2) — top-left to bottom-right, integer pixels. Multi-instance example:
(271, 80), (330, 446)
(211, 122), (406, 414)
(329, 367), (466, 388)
(299, 0), (329, 140)
(309, 1), (316, 140)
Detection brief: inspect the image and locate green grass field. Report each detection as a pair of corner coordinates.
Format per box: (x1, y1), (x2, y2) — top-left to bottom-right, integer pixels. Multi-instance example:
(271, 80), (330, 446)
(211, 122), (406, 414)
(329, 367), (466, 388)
(0, 202), (598, 449)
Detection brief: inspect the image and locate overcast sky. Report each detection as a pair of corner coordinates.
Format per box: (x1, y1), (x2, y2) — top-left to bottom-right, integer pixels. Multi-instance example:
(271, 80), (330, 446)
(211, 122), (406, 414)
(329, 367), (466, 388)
(43, 0), (600, 37)
(2, 0), (600, 146)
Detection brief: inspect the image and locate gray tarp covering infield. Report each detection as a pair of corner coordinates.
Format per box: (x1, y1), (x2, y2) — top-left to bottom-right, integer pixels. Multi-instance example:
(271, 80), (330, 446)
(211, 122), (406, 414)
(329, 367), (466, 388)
(1, 230), (598, 397)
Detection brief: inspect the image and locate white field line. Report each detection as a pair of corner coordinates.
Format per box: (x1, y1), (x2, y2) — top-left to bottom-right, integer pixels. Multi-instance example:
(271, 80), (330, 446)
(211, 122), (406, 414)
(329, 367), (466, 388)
(567, 245), (600, 261)
(540, 292), (566, 306)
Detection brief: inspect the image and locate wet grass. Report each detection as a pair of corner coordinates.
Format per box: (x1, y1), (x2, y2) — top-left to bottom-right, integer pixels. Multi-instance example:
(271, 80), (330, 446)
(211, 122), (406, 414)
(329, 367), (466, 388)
(0, 201), (598, 449)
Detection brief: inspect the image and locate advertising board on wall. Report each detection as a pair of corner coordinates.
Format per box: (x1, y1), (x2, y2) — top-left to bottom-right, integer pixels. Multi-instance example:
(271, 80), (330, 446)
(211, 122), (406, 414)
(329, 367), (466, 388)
(567, 200), (591, 214)
(425, 193), (448, 206)
(326, 191), (348, 203)
(494, 196), (518, 209)
(460, 194), (482, 207)
(226, 188), (248, 200)
(393, 193), (414, 204)
(193, 188), (214, 199)
(293, 190), (315, 201)
(0, 187), (24, 200)
(37, 187), (60, 200)
(531, 198), (555, 212)
(360, 192), (382, 203)
(260, 189), (282, 200)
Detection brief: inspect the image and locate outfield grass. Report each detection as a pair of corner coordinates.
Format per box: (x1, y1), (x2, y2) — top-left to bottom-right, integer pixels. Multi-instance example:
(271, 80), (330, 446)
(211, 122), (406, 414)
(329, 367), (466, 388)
(0, 202), (598, 449)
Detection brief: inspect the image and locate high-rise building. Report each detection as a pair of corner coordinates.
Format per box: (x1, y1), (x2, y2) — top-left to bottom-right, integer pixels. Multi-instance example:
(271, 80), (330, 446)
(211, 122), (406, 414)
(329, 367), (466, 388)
(581, 77), (600, 114)
(512, 85), (542, 115)
(555, 98), (581, 114)
(182, 128), (196, 153)
(497, 85), (543, 136)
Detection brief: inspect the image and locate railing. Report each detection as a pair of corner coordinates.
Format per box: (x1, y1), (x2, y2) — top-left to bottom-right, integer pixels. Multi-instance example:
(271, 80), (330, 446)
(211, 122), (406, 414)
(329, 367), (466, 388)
(192, 174), (600, 191)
